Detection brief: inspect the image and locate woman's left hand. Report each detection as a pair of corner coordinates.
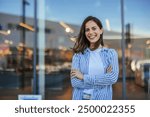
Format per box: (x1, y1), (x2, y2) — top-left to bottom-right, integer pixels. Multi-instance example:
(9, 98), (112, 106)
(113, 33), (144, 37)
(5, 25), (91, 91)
(71, 69), (83, 80)
(106, 65), (112, 73)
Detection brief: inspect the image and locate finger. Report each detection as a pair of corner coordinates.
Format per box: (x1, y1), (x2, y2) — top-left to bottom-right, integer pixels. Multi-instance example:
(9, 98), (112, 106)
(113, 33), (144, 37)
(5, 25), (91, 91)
(71, 72), (76, 77)
(108, 66), (112, 70)
(106, 66), (110, 71)
(106, 66), (112, 72)
(71, 74), (76, 78)
(107, 68), (112, 72)
(107, 69), (111, 72)
(108, 67), (112, 71)
(108, 65), (112, 69)
(71, 71), (76, 75)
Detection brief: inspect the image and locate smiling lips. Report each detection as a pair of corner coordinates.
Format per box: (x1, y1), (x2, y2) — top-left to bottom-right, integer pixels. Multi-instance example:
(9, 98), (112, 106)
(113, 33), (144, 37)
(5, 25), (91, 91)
(88, 34), (97, 40)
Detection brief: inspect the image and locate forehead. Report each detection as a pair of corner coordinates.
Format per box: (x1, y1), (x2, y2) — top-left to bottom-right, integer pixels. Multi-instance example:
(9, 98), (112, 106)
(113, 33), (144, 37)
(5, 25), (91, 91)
(85, 20), (98, 28)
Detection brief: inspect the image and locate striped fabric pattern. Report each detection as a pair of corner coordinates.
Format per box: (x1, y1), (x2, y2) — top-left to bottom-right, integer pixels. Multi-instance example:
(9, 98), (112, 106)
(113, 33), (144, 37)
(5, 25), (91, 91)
(71, 47), (119, 100)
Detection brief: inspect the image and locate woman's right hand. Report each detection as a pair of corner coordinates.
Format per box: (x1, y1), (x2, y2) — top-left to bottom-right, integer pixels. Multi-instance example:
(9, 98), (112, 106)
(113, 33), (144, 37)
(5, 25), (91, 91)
(71, 69), (84, 80)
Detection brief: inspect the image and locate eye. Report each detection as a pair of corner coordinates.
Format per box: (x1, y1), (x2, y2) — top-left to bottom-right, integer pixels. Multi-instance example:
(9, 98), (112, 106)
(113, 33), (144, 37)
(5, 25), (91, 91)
(85, 28), (89, 32)
(92, 27), (96, 31)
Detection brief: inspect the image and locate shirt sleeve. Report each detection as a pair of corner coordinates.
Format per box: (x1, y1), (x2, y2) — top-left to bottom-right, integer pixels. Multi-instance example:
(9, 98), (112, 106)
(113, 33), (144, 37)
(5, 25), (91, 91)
(83, 49), (119, 85)
(71, 53), (91, 89)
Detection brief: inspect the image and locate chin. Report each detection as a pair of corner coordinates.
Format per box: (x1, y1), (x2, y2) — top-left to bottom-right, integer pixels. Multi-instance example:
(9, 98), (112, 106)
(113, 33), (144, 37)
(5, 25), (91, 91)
(90, 40), (98, 43)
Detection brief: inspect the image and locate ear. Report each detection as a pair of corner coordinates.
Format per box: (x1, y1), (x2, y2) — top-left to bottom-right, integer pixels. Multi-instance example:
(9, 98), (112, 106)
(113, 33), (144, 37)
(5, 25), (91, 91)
(100, 28), (103, 34)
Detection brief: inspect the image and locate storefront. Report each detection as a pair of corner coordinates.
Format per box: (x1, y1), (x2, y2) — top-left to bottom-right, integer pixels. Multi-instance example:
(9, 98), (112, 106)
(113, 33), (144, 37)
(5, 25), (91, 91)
(0, 0), (150, 99)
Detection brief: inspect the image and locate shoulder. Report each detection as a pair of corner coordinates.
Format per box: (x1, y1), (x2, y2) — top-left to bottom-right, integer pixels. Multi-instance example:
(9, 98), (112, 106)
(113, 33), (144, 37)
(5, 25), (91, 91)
(101, 47), (118, 56)
(72, 52), (82, 60)
(102, 47), (117, 52)
(108, 48), (117, 54)
(73, 48), (88, 57)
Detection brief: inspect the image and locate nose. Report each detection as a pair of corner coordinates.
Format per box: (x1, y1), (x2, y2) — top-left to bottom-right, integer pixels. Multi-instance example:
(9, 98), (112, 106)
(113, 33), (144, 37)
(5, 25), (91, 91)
(88, 29), (93, 35)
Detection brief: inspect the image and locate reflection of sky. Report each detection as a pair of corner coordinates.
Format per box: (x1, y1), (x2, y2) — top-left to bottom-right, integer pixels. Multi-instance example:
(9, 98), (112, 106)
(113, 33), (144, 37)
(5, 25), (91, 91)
(0, 0), (150, 36)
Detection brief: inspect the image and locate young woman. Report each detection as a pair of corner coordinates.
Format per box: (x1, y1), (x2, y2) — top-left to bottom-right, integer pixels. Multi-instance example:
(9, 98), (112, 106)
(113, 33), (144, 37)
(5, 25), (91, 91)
(70, 16), (119, 100)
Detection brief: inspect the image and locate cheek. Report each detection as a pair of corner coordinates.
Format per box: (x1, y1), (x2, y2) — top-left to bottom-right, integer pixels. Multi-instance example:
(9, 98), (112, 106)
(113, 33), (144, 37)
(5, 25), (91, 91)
(97, 34), (101, 38)
(85, 32), (88, 36)
(85, 32), (89, 38)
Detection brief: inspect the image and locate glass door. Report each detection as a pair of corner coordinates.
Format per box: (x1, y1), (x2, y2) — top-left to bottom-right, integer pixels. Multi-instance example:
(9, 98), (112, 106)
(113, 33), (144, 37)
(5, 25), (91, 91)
(0, 0), (34, 99)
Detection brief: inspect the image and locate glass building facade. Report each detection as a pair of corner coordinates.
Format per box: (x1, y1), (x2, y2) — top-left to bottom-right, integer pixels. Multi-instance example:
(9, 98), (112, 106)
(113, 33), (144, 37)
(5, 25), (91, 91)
(0, 0), (150, 99)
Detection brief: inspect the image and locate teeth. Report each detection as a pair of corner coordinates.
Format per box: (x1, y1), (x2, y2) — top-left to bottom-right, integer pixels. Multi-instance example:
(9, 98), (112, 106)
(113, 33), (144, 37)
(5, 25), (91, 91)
(88, 35), (96, 38)
(89, 36), (95, 39)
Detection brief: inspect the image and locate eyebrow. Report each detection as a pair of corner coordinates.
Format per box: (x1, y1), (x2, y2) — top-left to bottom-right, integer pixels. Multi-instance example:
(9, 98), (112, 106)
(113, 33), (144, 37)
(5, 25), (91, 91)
(85, 26), (97, 29)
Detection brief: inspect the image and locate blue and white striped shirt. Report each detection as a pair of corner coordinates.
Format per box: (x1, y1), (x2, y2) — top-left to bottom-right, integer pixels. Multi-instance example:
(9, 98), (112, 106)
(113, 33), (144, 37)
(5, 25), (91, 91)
(71, 47), (119, 100)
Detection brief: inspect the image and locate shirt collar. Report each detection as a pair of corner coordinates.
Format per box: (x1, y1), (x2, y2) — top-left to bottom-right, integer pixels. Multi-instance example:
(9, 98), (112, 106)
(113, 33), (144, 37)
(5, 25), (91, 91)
(84, 47), (108, 53)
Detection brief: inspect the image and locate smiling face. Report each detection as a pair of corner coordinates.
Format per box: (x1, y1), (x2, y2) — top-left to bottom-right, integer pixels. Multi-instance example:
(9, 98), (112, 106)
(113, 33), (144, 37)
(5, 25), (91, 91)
(85, 20), (103, 47)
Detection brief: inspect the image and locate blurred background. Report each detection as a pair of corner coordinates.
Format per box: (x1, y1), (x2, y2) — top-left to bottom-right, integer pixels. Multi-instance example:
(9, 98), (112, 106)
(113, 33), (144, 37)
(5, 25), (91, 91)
(0, 0), (150, 100)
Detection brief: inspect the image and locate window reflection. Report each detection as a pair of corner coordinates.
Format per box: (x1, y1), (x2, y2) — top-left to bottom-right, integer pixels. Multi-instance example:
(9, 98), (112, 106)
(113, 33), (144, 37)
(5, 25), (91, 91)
(0, 0), (150, 100)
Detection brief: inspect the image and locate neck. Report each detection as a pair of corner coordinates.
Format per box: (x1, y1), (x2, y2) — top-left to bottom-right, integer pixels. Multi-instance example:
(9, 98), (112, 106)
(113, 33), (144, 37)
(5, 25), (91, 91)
(90, 43), (95, 49)
(89, 44), (103, 50)
(90, 44), (102, 50)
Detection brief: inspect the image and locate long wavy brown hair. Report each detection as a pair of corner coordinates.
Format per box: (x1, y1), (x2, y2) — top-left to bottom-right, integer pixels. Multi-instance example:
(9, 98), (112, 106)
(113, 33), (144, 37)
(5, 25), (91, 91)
(73, 16), (104, 54)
